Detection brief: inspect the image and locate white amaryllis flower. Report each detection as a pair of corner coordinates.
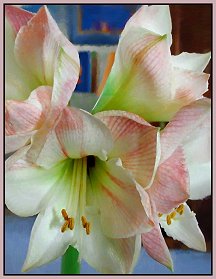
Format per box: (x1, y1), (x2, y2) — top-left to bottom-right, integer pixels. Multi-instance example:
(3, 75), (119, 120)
(5, 5), (79, 154)
(6, 107), (161, 274)
(141, 98), (211, 270)
(92, 5), (211, 122)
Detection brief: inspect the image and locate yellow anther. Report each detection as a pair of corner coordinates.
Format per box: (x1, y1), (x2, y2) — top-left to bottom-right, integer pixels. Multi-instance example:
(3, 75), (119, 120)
(166, 215), (172, 225)
(170, 211), (176, 219)
(81, 216), (87, 228)
(61, 209), (68, 220)
(61, 221), (69, 233)
(61, 209), (75, 232)
(179, 208), (184, 215)
(176, 204), (184, 213)
(158, 213), (163, 217)
(68, 218), (75, 230)
(86, 222), (91, 235)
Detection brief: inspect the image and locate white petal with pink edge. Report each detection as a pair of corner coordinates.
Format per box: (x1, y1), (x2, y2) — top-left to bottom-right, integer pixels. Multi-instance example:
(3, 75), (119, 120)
(88, 157), (154, 238)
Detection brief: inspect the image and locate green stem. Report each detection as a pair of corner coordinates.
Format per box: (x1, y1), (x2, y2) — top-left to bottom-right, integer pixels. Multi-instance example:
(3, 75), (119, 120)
(61, 246), (80, 274)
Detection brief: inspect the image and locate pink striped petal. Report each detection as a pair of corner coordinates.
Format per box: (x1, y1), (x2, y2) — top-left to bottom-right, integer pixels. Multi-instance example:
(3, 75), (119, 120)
(5, 86), (52, 154)
(148, 147), (189, 214)
(92, 28), (173, 122)
(55, 107), (113, 161)
(27, 107), (113, 167)
(89, 158), (154, 238)
(142, 224), (173, 270)
(5, 5), (34, 34)
(95, 110), (160, 188)
(14, 6), (79, 103)
(160, 98), (211, 163)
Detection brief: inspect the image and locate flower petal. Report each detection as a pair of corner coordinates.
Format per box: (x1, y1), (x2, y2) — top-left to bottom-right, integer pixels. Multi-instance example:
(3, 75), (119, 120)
(5, 147), (70, 217)
(174, 68), (209, 105)
(160, 98), (211, 163)
(5, 86), (52, 154)
(14, 6), (79, 103)
(172, 52), (211, 72)
(92, 27), (173, 122)
(160, 203), (206, 252)
(142, 224), (173, 270)
(123, 5), (172, 46)
(148, 147), (189, 214)
(88, 158), (154, 238)
(183, 109), (211, 200)
(55, 107), (113, 161)
(95, 110), (160, 188)
(5, 5), (34, 34)
(5, 17), (37, 101)
(81, 210), (141, 274)
(22, 207), (74, 272)
(5, 132), (34, 155)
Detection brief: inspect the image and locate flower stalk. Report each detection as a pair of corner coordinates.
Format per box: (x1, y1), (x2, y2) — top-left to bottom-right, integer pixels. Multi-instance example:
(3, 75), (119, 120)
(61, 246), (80, 274)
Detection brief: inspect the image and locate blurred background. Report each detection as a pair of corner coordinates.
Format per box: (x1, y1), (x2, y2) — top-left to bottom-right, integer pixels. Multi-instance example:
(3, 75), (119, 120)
(5, 4), (212, 275)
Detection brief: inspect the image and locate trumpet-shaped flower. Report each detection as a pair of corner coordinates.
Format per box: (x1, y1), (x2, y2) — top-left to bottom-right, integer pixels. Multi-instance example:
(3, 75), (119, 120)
(6, 107), (161, 273)
(92, 5), (210, 122)
(141, 98), (211, 270)
(5, 5), (79, 153)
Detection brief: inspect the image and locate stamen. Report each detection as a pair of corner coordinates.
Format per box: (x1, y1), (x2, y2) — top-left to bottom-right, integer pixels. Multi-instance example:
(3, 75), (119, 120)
(86, 222), (91, 235)
(61, 209), (68, 220)
(170, 211), (176, 219)
(61, 221), (69, 233)
(158, 213), (163, 217)
(68, 218), (75, 230)
(81, 216), (87, 228)
(176, 204), (184, 215)
(166, 215), (172, 225)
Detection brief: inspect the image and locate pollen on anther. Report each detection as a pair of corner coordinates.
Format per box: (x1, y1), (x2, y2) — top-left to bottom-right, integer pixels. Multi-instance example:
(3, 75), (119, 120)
(68, 218), (75, 230)
(81, 216), (87, 228)
(61, 209), (68, 220)
(176, 204), (185, 216)
(158, 213), (163, 217)
(170, 211), (176, 219)
(61, 221), (68, 233)
(166, 215), (171, 225)
(86, 222), (91, 235)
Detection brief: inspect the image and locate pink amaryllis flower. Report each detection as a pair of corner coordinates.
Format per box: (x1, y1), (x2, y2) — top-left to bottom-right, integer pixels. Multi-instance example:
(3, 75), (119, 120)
(141, 98), (211, 270)
(92, 5), (210, 122)
(5, 5), (79, 154)
(6, 107), (161, 273)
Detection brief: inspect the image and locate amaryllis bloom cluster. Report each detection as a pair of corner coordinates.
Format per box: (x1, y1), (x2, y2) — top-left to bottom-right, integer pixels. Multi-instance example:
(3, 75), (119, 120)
(5, 4), (211, 275)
